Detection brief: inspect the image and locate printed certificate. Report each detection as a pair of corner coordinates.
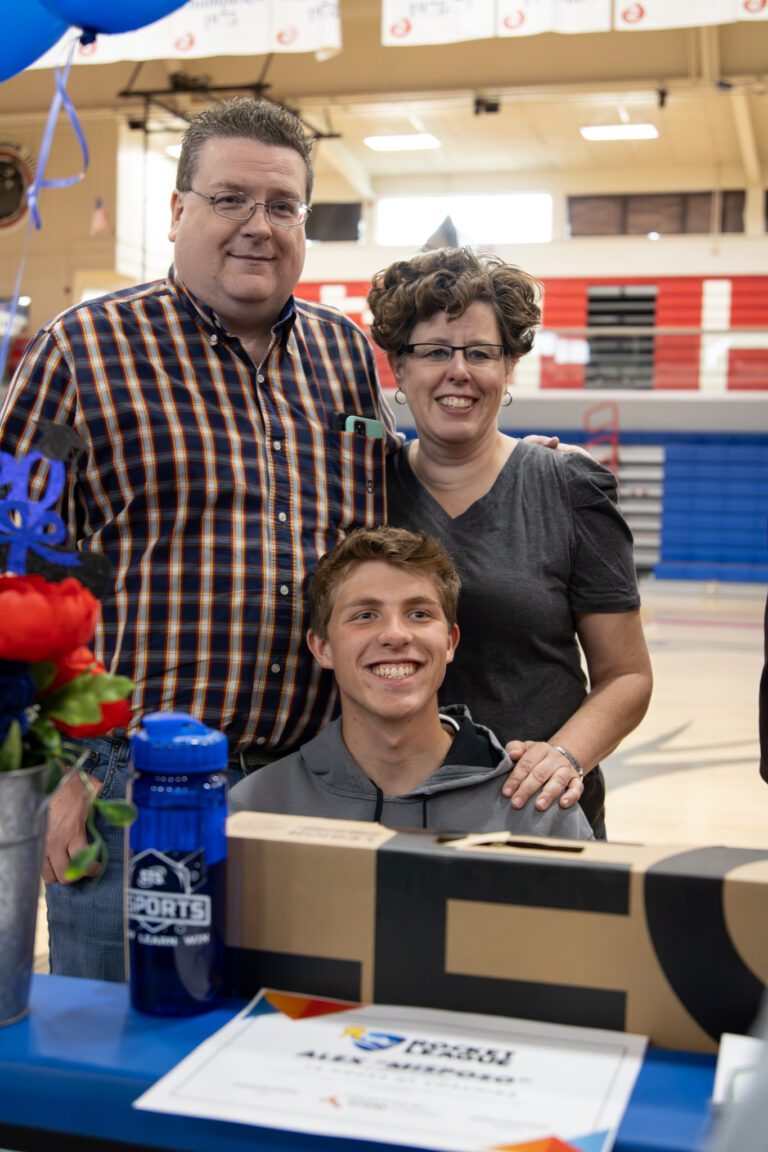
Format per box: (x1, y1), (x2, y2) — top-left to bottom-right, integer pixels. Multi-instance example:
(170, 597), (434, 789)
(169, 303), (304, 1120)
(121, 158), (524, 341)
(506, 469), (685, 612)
(134, 990), (646, 1152)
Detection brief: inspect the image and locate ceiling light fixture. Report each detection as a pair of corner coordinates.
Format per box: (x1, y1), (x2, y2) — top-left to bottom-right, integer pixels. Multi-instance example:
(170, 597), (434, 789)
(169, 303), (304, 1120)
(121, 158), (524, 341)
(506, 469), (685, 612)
(580, 124), (659, 141)
(364, 133), (441, 152)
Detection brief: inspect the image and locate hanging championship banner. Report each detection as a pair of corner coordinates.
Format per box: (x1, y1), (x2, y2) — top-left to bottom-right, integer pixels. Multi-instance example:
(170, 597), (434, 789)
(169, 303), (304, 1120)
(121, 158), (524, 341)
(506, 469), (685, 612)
(31, 0), (341, 66)
(614, 0), (768, 30)
(381, 0), (496, 46)
(497, 0), (611, 36)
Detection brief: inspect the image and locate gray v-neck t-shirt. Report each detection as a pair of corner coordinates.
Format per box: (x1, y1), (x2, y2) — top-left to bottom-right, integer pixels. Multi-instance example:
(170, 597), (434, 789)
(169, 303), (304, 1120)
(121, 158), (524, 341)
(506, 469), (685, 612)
(387, 439), (640, 830)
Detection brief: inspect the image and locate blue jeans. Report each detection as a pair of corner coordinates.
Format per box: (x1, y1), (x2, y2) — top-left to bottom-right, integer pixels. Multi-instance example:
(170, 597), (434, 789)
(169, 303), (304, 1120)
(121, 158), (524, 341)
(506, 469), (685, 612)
(46, 736), (247, 983)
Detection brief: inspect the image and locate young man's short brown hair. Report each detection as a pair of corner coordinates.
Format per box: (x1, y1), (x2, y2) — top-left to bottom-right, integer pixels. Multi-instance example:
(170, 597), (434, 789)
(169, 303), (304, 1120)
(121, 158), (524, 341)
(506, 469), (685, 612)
(310, 527), (461, 638)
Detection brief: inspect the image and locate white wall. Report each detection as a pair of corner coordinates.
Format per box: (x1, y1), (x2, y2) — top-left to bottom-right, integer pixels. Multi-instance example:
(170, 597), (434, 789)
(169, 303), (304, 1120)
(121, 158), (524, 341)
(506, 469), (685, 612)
(302, 234), (768, 283)
(116, 123), (175, 283)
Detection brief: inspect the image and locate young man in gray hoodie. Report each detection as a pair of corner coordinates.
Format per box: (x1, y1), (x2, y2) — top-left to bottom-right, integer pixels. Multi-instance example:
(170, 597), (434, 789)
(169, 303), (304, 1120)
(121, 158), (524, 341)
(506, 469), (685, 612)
(230, 526), (592, 839)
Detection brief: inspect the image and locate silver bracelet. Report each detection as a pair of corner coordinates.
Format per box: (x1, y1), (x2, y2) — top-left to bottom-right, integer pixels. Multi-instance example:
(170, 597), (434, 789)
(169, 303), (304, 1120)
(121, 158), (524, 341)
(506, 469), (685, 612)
(552, 745), (584, 779)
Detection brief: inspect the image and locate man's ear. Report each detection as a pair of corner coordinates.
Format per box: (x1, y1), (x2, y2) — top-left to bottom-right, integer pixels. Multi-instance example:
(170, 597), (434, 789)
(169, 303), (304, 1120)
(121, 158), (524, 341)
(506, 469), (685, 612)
(168, 190), (184, 242)
(446, 623), (459, 665)
(307, 629), (335, 670)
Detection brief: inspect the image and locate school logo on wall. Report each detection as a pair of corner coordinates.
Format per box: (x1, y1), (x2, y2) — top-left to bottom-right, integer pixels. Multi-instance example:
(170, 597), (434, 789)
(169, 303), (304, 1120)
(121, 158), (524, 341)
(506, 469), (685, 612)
(0, 141), (35, 230)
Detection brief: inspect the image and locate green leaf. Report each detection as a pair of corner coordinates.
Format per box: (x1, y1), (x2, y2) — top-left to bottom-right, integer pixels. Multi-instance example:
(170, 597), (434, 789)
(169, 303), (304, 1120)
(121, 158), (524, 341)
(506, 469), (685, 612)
(48, 697), (103, 725)
(22, 718), (63, 783)
(40, 672), (133, 726)
(0, 721), (23, 773)
(90, 674), (134, 702)
(94, 798), (138, 827)
(64, 840), (102, 881)
(43, 760), (64, 794)
(28, 716), (63, 754)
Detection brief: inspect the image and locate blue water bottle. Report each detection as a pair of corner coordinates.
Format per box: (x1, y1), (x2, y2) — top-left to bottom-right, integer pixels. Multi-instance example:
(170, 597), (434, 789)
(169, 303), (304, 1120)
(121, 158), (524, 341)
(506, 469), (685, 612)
(127, 712), (228, 1015)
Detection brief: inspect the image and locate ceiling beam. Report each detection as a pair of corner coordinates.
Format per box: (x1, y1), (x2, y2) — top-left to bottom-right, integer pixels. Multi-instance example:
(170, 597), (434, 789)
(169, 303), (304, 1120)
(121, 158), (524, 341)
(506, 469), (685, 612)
(697, 25), (720, 86)
(311, 136), (374, 201)
(729, 87), (761, 187)
(295, 71), (762, 116)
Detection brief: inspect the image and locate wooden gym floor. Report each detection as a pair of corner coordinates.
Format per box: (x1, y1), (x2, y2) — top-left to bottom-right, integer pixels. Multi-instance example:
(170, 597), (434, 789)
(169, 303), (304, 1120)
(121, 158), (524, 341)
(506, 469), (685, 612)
(606, 578), (767, 849)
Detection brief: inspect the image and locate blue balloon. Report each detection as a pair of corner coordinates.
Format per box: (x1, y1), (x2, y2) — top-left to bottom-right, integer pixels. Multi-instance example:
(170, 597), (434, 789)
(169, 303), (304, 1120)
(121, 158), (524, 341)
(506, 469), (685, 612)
(40, 0), (189, 35)
(0, 0), (68, 84)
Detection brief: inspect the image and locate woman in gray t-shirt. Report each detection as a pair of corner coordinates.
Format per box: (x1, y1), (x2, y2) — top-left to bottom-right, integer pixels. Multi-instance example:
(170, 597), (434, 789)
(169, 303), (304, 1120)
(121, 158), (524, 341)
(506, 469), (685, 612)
(369, 247), (653, 836)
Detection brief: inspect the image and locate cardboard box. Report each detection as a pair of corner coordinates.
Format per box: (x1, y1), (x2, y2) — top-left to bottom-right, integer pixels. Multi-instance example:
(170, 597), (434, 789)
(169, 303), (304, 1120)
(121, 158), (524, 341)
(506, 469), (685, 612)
(226, 812), (768, 1053)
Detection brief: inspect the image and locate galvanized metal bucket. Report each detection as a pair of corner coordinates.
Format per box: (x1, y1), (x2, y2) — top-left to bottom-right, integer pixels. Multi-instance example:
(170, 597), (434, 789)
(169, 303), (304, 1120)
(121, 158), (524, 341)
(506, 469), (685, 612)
(0, 764), (48, 1027)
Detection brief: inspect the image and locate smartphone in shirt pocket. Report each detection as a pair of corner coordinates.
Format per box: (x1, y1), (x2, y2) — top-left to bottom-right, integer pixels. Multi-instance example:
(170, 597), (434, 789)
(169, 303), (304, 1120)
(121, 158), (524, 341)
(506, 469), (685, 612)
(324, 412), (388, 530)
(334, 412), (386, 439)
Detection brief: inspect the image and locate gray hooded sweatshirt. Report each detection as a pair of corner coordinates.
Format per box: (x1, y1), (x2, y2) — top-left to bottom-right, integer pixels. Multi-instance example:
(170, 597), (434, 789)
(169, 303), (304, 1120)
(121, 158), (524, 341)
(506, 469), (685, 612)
(230, 705), (594, 840)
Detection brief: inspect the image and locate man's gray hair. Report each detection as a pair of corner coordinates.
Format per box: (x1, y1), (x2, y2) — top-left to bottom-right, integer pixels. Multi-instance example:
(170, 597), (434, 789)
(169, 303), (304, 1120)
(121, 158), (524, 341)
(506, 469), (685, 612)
(176, 97), (314, 200)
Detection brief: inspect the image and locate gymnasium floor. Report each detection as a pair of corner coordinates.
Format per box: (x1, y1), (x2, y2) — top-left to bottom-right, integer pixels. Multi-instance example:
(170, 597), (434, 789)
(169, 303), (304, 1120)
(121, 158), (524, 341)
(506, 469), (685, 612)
(34, 577), (768, 972)
(606, 577), (767, 850)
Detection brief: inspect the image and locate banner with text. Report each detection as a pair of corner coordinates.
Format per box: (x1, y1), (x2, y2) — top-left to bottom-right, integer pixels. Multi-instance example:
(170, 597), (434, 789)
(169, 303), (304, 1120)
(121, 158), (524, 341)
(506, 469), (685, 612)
(613, 0), (768, 31)
(32, 0), (341, 67)
(383, 0), (768, 45)
(497, 0), (610, 37)
(382, 0), (496, 46)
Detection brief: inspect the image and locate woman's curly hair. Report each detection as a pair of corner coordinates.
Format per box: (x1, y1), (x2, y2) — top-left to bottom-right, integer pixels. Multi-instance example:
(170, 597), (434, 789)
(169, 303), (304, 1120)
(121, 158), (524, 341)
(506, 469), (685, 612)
(367, 246), (542, 361)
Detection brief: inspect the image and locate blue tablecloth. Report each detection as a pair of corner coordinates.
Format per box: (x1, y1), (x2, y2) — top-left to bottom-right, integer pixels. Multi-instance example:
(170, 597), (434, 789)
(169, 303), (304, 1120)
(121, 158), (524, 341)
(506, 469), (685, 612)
(0, 974), (716, 1152)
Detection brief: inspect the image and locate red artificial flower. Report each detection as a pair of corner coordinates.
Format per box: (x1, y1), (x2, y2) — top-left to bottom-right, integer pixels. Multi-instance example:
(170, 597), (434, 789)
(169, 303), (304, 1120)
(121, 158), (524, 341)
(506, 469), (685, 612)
(0, 574), (100, 663)
(47, 645), (132, 738)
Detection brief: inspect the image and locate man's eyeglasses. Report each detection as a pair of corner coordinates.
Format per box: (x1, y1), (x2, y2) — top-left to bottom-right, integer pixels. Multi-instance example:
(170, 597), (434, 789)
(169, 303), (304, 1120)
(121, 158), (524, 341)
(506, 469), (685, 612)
(188, 189), (311, 228)
(401, 343), (506, 365)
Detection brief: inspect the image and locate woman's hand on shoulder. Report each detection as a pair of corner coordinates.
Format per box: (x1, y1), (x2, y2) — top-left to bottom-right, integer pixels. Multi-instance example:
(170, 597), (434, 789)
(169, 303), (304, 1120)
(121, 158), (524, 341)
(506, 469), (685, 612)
(502, 739), (584, 811)
(522, 434), (592, 458)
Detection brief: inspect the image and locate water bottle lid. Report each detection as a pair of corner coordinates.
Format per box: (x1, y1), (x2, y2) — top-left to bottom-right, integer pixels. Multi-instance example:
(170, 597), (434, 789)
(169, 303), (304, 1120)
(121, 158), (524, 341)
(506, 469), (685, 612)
(131, 712), (228, 774)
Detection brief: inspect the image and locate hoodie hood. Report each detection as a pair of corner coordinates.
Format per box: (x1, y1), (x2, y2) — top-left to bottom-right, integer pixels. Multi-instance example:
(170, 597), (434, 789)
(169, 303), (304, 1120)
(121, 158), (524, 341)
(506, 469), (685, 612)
(230, 705), (594, 840)
(302, 704), (511, 801)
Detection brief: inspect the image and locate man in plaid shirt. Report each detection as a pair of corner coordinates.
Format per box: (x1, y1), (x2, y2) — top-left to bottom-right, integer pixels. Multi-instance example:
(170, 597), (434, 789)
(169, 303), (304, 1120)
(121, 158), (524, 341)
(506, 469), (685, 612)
(0, 98), (398, 981)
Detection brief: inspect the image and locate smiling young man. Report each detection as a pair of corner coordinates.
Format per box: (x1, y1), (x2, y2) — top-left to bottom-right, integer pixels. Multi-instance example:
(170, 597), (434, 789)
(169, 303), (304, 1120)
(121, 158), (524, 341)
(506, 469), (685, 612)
(230, 527), (593, 839)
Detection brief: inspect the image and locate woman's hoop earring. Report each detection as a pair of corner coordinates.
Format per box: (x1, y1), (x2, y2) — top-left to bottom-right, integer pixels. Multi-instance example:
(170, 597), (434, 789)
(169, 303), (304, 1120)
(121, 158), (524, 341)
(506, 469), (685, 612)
(395, 388), (408, 406)
(501, 391), (513, 407)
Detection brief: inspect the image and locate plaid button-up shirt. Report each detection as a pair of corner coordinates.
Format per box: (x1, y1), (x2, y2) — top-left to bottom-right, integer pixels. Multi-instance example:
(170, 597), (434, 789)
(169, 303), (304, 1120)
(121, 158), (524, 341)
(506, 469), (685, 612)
(0, 271), (399, 753)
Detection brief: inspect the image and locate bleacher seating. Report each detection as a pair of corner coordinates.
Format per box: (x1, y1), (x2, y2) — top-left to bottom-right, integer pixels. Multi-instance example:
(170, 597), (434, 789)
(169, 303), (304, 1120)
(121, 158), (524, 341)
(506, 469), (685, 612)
(655, 442), (768, 583)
